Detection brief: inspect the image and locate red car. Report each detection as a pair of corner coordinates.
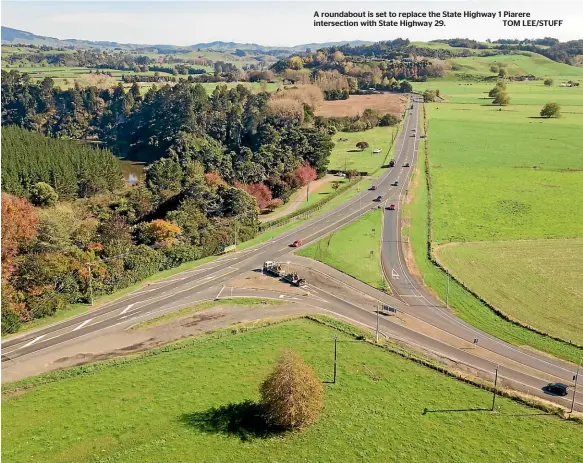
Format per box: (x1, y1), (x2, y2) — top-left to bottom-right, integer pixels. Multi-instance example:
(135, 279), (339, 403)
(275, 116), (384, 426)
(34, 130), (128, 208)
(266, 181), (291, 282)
(290, 240), (303, 247)
(387, 204), (396, 210)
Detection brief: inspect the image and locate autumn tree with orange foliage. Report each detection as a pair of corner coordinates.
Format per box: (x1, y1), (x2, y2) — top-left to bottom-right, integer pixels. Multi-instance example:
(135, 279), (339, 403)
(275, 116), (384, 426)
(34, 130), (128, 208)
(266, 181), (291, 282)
(1, 193), (39, 280)
(138, 219), (182, 248)
(294, 162), (318, 186)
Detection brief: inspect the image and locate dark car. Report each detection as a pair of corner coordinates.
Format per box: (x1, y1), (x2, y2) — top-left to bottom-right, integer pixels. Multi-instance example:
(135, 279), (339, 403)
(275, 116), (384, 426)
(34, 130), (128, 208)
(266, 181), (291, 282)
(386, 204), (396, 210)
(404, 163), (410, 167)
(370, 185), (377, 191)
(543, 383), (569, 396)
(373, 195), (382, 202)
(393, 181), (400, 186)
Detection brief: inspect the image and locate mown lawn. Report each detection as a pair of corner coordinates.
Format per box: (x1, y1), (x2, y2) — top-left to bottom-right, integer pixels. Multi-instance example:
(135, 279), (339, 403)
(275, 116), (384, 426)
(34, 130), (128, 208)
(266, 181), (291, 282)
(427, 104), (583, 243)
(297, 209), (387, 291)
(3, 319), (582, 463)
(435, 239), (583, 346)
(328, 126), (398, 174)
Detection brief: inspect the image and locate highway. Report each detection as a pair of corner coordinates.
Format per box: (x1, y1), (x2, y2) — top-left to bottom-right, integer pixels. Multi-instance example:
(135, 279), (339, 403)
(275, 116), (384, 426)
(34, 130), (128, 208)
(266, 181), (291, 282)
(2, 95), (581, 411)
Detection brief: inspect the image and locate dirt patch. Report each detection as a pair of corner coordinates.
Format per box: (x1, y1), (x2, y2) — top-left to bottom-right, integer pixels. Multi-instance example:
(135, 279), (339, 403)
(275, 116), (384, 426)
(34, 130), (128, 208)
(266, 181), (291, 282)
(228, 271), (308, 295)
(183, 311), (226, 327)
(315, 93), (407, 118)
(54, 338), (162, 364)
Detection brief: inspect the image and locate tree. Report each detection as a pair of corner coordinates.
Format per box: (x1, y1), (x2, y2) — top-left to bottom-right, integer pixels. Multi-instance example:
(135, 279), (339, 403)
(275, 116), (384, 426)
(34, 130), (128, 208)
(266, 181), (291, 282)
(540, 102), (561, 118)
(294, 162), (317, 186)
(137, 219), (181, 248)
(331, 181), (341, 191)
(237, 182), (272, 210)
(259, 350), (324, 430)
(1, 194), (39, 279)
(29, 182), (58, 207)
(544, 78), (554, 87)
(399, 80), (413, 93)
(498, 67), (508, 78)
(492, 91), (510, 106)
(490, 65), (499, 73)
(265, 198), (284, 212)
(356, 141), (369, 151)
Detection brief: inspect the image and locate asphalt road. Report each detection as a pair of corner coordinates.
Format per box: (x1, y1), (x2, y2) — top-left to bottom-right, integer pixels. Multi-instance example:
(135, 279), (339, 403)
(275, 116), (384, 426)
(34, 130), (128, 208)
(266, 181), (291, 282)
(2, 95), (581, 411)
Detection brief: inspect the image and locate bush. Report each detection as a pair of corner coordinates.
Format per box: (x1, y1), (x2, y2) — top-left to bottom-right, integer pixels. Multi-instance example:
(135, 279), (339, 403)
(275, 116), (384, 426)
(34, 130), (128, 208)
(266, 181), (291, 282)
(30, 182), (58, 207)
(356, 141), (369, 151)
(544, 78), (554, 87)
(259, 350), (324, 430)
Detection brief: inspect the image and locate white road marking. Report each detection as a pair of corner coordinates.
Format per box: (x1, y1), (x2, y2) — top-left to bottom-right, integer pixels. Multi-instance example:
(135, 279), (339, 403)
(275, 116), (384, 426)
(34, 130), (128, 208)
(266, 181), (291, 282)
(391, 269), (400, 279)
(279, 295), (285, 299)
(21, 335), (46, 349)
(215, 286), (225, 299)
(73, 318), (93, 331)
(119, 303), (135, 315)
(400, 295), (423, 298)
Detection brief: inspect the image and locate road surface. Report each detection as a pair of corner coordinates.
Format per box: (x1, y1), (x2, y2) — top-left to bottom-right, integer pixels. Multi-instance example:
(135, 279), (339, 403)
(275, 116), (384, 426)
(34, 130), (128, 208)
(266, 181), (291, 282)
(2, 95), (581, 411)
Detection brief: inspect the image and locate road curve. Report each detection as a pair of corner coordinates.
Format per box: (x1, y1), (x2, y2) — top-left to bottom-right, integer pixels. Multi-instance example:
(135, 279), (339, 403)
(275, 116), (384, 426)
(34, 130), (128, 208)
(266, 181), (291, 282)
(2, 96), (581, 411)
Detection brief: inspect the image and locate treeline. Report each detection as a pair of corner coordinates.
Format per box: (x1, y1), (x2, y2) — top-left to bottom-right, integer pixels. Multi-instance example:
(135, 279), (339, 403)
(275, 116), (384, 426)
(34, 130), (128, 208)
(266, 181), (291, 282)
(1, 126), (123, 200)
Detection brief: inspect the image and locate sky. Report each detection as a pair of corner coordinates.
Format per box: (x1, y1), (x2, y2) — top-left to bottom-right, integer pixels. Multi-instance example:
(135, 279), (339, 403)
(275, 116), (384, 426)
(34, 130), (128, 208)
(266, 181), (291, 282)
(1, 1), (582, 47)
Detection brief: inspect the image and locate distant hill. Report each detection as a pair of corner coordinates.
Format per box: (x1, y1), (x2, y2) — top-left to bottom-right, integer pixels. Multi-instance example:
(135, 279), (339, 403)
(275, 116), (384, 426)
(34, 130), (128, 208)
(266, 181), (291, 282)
(1, 26), (373, 53)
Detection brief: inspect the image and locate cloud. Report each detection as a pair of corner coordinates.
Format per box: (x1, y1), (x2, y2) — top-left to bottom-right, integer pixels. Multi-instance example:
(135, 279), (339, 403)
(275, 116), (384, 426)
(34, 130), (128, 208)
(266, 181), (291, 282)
(44, 12), (135, 25)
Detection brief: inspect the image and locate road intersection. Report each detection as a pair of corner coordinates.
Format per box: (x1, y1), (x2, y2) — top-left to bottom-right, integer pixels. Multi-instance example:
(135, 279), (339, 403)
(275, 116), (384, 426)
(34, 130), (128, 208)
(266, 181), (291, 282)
(2, 95), (581, 412)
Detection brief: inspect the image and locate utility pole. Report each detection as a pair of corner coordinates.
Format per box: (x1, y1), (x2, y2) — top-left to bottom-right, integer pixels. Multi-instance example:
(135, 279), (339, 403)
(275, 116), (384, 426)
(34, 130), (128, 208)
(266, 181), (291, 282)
(491, 365), (499, 411)
(375, 302), (380, 344)
(333, 336), (338, 384)
(446, 273), (450, 308)
(87, 263), (94, 306)
(306, 181), (310, 202)
(570, 355), (583, 413)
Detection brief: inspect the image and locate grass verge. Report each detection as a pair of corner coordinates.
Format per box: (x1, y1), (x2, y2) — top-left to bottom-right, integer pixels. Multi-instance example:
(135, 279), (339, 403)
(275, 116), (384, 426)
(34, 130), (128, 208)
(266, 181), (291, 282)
(297, 208), (388, 291)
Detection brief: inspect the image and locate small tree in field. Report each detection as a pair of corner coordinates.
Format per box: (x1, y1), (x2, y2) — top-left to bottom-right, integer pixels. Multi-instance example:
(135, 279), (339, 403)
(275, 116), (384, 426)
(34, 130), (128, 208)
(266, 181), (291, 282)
(492, 91), (510, 106)
(331, 181), (341, 191)
(355, 141), (369, 151)
(544, 78), (554, 87)
(259, 350), (324, 430)
(540, 102), (561, 118)
(294, 162), (317, 186)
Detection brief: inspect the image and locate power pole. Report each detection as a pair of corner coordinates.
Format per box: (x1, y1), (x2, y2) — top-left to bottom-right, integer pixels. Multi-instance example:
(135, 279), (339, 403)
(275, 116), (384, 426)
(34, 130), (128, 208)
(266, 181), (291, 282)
(333, 336), (338, 384)
(570, 355), (583, 413)
(306, 182), (310, 202)
(446, 273), (450, 308)
(375, 302), (380, 344)
(87, 263), (94, 306)
(491, 365), (499, 411)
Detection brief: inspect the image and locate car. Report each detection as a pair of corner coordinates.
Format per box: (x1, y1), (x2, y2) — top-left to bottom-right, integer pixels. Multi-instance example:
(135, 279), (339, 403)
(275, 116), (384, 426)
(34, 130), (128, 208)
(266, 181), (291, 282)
(290, 240), (303, 248)
(370, 185), (377, 191)
(404, 163), (410, 167)
(393, 181), (400, 186)
(373, 196), (382, 202)
(373, 149), (382, 154)
(543, 383), (569, 396)
(386, 204), (396, 210)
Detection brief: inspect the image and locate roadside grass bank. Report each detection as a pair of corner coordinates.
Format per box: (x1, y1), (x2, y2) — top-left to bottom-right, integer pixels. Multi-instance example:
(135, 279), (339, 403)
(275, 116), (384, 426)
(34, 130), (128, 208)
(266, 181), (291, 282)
(3, 317), (581, 463)
(296, 209), (388, 291)
(401, 106), (583, 364)
(131, 298), (284, 330)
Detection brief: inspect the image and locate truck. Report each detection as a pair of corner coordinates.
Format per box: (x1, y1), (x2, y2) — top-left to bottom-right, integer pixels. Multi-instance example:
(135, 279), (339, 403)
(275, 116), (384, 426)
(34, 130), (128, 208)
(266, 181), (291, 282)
(263, 261), (307, 287)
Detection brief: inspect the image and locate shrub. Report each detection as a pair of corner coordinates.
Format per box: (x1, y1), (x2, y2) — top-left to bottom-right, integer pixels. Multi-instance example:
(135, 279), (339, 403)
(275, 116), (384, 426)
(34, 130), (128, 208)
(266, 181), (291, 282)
(356, 141), (369, 151)
(259, 350), (324, 430)
(540, 102), (561, 118)
(544, 78), (554, 87)
(30, 182), (58, 207)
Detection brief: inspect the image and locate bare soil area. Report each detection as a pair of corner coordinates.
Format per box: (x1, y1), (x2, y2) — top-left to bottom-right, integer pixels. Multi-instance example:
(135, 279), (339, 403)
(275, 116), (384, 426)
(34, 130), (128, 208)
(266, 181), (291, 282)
(315, 93), (407, 118)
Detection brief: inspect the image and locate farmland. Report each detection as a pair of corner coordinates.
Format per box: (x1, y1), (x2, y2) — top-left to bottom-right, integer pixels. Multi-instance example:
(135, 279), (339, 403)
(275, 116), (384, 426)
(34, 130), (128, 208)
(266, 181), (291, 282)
(435, 239), (583, 346)
(314, 93), (407, 118)
(4, 318), (581, 463)
(297, 209), (387, 291)
(327, 126), (398, 173)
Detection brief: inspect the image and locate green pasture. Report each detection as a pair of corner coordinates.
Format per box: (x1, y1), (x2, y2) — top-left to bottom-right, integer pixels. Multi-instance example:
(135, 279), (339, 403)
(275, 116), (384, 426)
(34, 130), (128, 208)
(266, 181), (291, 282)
(328, 126), (398, 174)
(435, 239), (583, 346)
(4, 318), (581, 463)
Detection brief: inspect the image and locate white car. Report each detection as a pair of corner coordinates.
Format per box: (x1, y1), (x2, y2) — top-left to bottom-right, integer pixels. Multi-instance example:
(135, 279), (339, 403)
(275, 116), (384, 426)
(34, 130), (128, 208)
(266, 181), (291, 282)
(373, 149), (382, 153)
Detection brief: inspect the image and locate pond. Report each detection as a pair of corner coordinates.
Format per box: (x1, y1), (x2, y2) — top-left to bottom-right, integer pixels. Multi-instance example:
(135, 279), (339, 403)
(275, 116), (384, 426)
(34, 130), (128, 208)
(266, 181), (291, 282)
(118, 158), (146, 185)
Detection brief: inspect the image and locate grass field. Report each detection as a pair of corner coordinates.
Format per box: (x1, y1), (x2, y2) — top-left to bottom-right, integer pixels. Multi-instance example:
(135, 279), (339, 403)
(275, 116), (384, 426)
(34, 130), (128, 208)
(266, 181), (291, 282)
(3, 318), (582, 463)
(328, 126), (398, 174)
(403, 141), (583, 363)
(297, 209), (387, 291)
(435, 239), (583, 346)
(426, 104), (583, 243)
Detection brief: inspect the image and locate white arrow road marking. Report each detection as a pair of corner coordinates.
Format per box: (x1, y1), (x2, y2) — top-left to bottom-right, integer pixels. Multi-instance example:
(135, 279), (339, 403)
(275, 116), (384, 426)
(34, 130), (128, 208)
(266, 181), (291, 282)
(119, 303), (135, 315)
(21, 335), (46, 349)
(279, 295), (285, 299)
(391, 269), (400, 279)
(73, 318), (93, 331)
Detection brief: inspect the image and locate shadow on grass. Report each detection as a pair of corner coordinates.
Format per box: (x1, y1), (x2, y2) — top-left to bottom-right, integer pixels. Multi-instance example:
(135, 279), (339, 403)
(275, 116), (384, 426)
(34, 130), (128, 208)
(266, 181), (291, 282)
(179, 400), (285, 441)
(422, 407), (491, 415)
